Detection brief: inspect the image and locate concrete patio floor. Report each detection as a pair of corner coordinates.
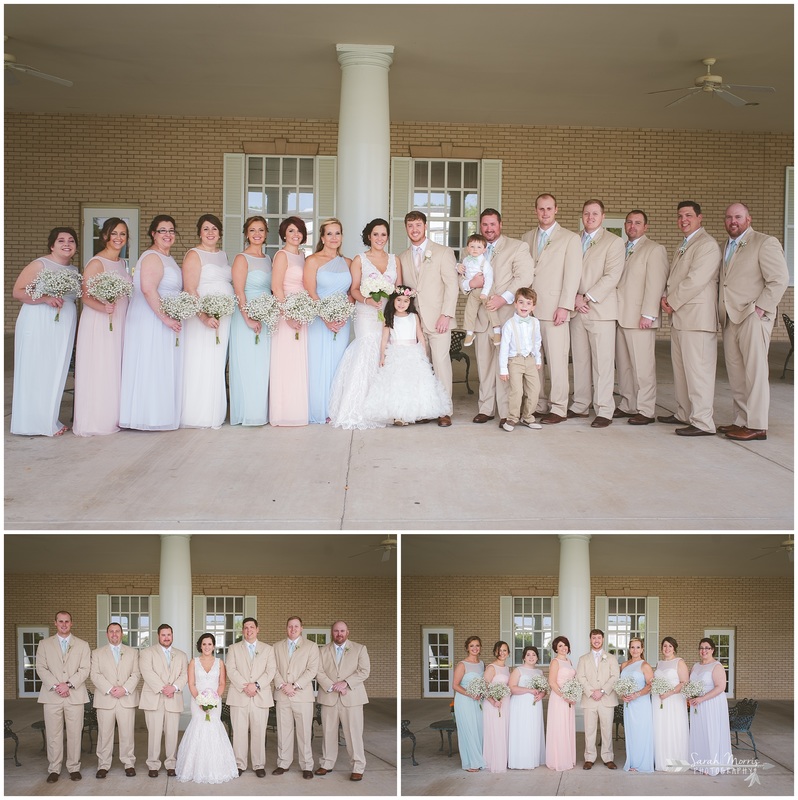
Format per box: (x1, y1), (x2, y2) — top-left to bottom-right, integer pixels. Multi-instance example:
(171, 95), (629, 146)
(3, 697), (396, 796)
(4, 337), (793, 530)
(400, 698), (794, 796)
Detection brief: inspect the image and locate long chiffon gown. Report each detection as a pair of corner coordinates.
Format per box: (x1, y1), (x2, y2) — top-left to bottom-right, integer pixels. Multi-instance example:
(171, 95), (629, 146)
(688, 660), (732, 775)
(546, 658), (576, 771)
(180, 249), (233, 429)
(621, 661), (653, 772)
(11, 258), (79, 436)
(454, 661), (487, 771)
(482, 665), (510, 773)
(73, 257), (132, 436)
(175, 658), (238, 784)
(328, 252), (397, 429)
(119, 251), (183, 430)
(229, 253), (272, 425)
(269, 250), (309, 426)
(652, 658), (688, 771)
(307, 256), (352, 423)
(508, 666), (546, 769)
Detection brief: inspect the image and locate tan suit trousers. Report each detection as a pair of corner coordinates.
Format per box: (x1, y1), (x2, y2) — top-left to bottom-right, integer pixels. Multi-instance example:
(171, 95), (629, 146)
(583, 704), (615, 764)
(319, 702), (366, 773)
(722, 312), (775, 430)
(537, 319), (571, 416)
(463, 292), (501, 334)
(474, 329), (509, 418)
(616, 326), (658, 417)
(144, 706), (179, 771)
(507, 355), (541, 424)
(230, 704), (267, 771)
(44, 699), (84, 774)
(570, 315), (616, 418)
(276, 702), (314, 770)
(419, 321), (453, 398)
(96, 705), (136, 770)
(671, 328), (717, 432)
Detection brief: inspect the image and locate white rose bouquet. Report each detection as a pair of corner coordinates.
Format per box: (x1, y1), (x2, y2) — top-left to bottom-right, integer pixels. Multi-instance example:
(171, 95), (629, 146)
(200, 293), (238, 344)
(650, 676), (675, 709)
(360, 272), (395, 321)
(195, 689), (219, 722)
(243, 292), (279, 344)
(318, 292), (354, 339)
(84, 271), (133, 331)
(280, 291), (319, 340)
(25, 268), (83, 322)
(160, 291), (201, 347)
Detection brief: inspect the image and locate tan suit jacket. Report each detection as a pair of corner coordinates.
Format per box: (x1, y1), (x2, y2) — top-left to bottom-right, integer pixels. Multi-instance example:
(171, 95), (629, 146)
(617, 235), (669, 328)
(576, 651), (620, 708)
(138, 646), (188, 712)
(273, 637), (319, 704)
(666, 228), (721, 332)
(316, 641), (370, 708)
(90, 644), (141, 708)
(575, 228), (624, 320)
(472, 235), (534, 330)
(523, 224), (582, 320)
(226, 639), (276, 708)
(399, 240), (459, 330)
(718, 228), (789, 326)
(36, 635), (91, 705)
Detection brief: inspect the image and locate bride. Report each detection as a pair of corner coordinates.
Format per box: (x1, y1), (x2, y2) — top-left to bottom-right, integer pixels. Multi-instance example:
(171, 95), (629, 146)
(329, 218), (402, 429)
(175, 633), (239, 784)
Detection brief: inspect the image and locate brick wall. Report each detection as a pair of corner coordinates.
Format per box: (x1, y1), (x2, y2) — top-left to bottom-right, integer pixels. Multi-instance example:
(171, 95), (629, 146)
(4, 113), (793, 339)
(401, 574), (793, 700)
(4, 572), (396, 699)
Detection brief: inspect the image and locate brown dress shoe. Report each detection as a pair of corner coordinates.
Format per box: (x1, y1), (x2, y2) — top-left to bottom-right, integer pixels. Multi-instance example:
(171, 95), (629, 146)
(628, 414), (655, 425)
(350, 772), (364, 781)
(166, 769), (176, 777)
(46, 773), (59, 783)
(472, 413), (495, 423)
(302, 770), (314, 779)
(675, 425), (714, 437)
(612, 408), (635, 418)
(96, 769), (108, 779)
(125, 768), (136, 777)
(314, 767), (330, 775)
(540, 412), (566, 424)
(657, 413), (687, 424)
(717, 424), (741, 435)
(70, 772), (82, 781)
(272, 767), (288, 775)
(255, 768), (266, 777)
(583, 761), (593, 770)
(591, 416), (612, 428)
(238, 769), (244, 776)
(437, 415), (452, 427)
(725, 426), (767, 441)
(567, 409), (589, 418)
(148, 770), (159, 778)
(606, 761), (618, 769)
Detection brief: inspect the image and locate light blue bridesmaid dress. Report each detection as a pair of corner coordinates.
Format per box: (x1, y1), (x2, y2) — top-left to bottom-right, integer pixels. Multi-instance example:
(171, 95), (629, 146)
(454, 661), (487, 771)
(307, 256), (352, 424)
(229, 254), (272, 425)
(621, 660), (654, 772)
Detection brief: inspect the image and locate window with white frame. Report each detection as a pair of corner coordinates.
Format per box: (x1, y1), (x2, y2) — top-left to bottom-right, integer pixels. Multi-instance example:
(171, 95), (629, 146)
(200, 596), (245, 657)
(17, 626), (49, 698)
(606, 597), (647, 659)
(109, 595), (152, 649)
(302, 627), (328, 695)
(512, 597), (554, 666)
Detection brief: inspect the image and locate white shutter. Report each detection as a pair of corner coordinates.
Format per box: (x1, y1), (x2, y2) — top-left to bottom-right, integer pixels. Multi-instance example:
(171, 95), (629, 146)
(244, 596), (258, 626)
(223, 153), (246, 264)
(499, 595), (513, 665)
(316, 156), (337, 221)
(785, 166), (794, 284)
(480, 159), (503, 213)
(645, 596), (659, 664)
(96, 594), (110, 645)
(391, 157), (413, 252)
(193, 595), (206, 650)
(594, 595), (609, 633)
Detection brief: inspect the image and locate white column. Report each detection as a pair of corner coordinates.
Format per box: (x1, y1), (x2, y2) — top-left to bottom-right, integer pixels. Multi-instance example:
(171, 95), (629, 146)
(336, 44), (394, 258)
(159, 534), (192, 728)
(558, 533), (591, 732)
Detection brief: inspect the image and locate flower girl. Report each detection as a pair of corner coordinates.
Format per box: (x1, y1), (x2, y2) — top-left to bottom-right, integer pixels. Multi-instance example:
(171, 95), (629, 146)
(363, 287), (452, 425)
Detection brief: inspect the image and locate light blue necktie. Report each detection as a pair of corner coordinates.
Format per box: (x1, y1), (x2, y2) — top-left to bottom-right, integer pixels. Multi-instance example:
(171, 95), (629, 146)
(625, 241), (634, 259)
(288, 640), (296, 658)
(248, 643), (256, 660)
(61, 638), (68, 656)
(537, 231), (547, 256)
(726, 239), (737, 265)
(582, 234), (590, 254)
(113, 646), (120, 665)
(487, 243), (495, 260)
(336, 645), (344, 665)
(680, 237), (688, 252)
(165, 649), (171, 667)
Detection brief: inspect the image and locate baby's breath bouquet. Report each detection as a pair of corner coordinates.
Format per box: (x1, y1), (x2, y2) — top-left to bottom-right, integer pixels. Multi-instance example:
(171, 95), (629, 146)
(84, 272), (133, 331)
(560, 677), (583, 705)
(195, 689), (219, 722)
(360, 272), (395, 321)
(651, 676), (675, 709)
(613, 676), (639, 707)
(487, 681), (511, 716)
(318, 292), (354, 340)
(160, 292), (201, 347)
(200, 293), (238, 344)
(521, 675), (550, 705)
(280, 291), (319, 340)
(243, 292), (279, 344)
(680, 680), (706, 714)
(25, 268), (83, 322)
(465, 676), (488, 709)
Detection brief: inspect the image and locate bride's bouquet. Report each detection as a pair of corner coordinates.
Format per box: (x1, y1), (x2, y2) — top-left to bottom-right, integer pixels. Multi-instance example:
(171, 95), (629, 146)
(280, 290), (319, 340)
(680, 680), (706, 714)
(200, 293), (238, 344)
(486, 682), (511, 716)
(650, 676), (675, 709)
(318, 292), (354, 340)
(465, 676), (488, 709)
(521, 675), (550, 705)
(560, 677), (583, 705)
(243, 292), (279, 344)
(613, 676), (639, 707)
(25, 268), (83, 322)
(360, 272), (395, 321)
(84, 271), (133, 331)
(196, 689), (220, 722)
(160, 291), (201, 347)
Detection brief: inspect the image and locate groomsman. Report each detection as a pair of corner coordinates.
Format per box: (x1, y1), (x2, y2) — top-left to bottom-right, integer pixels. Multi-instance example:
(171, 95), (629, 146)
(399, 210), (459, 426)
(225, 617), (276, 777)
(36, 611), (91, 783)
(471, 208), (534, 426)
(569, 200), (625, 427)
(90, 623), (141, 778)
(576, 629), (619, 770)
(522, 194), (582, 422)
(615, 210), (669, 425)
(138, 624), (188, 778)
(315, 621), (371, 782)
(272, 616), (320, 779)
(660, 201), (722, 436)
(717, 203), (789, 441)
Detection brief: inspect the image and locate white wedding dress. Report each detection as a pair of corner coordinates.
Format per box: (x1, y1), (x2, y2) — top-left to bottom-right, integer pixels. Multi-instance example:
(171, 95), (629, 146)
(175, 657), (238, 784)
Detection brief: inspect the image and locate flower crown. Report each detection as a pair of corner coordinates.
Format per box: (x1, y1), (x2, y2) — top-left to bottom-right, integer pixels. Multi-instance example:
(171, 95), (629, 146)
(394, 285), (417, 298)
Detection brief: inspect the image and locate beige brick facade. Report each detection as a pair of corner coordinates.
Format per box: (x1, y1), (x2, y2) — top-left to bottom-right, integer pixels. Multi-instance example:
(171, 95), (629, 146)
(4, 572), (396, 699)
(4, 113), (793, 339)
(401, 574), (793, 700)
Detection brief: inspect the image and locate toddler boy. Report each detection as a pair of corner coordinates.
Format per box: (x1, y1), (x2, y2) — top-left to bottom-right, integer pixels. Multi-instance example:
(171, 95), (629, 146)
(458, 234), (502, 346)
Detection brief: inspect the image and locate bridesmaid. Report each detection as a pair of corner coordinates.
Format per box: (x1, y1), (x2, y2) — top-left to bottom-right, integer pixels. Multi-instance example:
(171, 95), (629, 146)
(119, 215), (183, 431)
(688, 638), (733, 775)
(617, 637), (654, 772)
(451, 636), (487, 772)
(652, 636), (689, 771)
(508, 645), (546, 769)
(269, 216), (309, 426)
(73, 218), (133, 436)
(11, 227), (81, 436)
(304, 217), (353, 423)
(180, 214), (234, 429)
(482, 640), (511, 773)
(546, 636), (577, 771)
(230, 215), (272, 426)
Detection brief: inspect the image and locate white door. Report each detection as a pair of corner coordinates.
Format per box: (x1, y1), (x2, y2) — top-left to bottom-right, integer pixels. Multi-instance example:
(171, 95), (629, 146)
(303, 628), (328, 696)
(17, 627), (49, 698)
(422, 627), (454, 698)
(704, 628), (735, 697)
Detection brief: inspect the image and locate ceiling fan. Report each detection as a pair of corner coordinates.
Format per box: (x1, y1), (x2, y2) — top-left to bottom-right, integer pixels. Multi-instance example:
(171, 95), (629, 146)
(650, 57), (775, 108)
(751, 535), (794, 562)
(4, 36), (73, 87)
(349, 537), (397, 563)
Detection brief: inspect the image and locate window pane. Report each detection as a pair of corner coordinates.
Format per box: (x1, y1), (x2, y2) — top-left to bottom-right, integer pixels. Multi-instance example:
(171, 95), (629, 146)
(265, 158), (280, 184)
(430, 161), (445, 187)
(235, 598), (243, 613)
(206, 597), (215, 612)
(448, 161), (462, 188)
(247, 191), (263, 214)
(464, 192), (479, 217)
(282, 158), (297, 185)
(463, 161), (478, 187)
(111, 597), (119, 613)
(299, 158), (314, 185)
(414, 161), (428, 188)
(283, 189), (298, 213)
(248, 158), (263, 185)
(298, 192), (314, 214)
(413, 191), (429, 208)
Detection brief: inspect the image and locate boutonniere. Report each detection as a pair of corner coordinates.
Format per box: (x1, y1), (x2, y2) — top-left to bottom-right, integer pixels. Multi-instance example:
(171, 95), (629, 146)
(600, 654), (607, 662)
(423, 250), (432, 263)
(543, 238), (551, 251)
(678, 243), (687, 256)
(738, 239), (748, 250)
(345, 646), (351, 654)
(588, 239), (596, 249)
